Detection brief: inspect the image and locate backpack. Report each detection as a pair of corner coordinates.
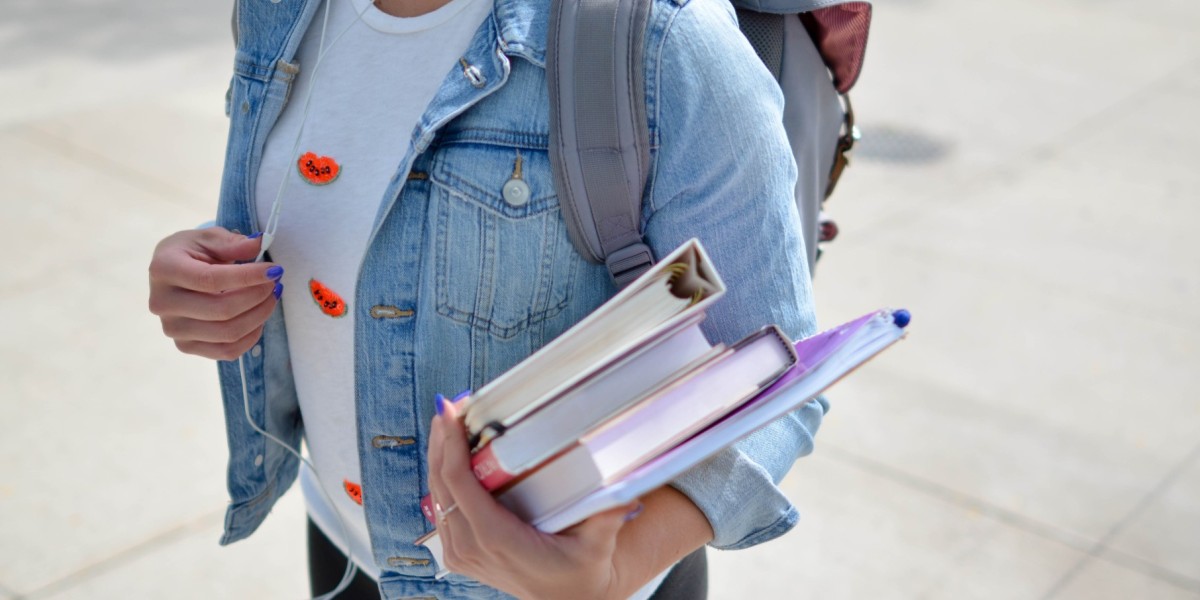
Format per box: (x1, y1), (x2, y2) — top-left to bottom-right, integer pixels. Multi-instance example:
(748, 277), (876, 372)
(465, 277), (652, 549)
(547, 0), (872, 287)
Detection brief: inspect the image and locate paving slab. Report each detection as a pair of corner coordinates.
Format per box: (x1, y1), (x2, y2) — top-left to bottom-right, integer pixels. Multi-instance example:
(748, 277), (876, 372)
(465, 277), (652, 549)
(1050, 557), (1200, 600)
(0, 131), (233, 593)
(808, 39), (1200, 551)
(837, 0), (1200, 239)
(857, 0), (1200, 171)
(28, 97), (230, 210)
(0, 1), (233, 128)
(0, 129), (211, 294)
(816, 355), (1193, 544)
(0, 261), (234, 594)
(708, 452), (1087, 600)
(1103, 448), (1200, 586)
(36, 488), (308, 600)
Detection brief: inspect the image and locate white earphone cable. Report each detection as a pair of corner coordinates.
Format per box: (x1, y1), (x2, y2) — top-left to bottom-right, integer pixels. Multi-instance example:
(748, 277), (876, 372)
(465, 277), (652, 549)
(241, 0), (378, 598)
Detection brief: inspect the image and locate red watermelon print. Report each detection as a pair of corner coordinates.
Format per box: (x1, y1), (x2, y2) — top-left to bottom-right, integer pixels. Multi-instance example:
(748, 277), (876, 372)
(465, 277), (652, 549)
(309, 279), (348, 317)
(297, 152), (341, 185)
(343, 479), (363, 506)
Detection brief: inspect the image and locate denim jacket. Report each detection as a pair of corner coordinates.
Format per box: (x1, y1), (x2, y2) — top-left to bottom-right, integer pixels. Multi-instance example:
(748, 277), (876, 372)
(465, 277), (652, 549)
(215, 0), (826, 597)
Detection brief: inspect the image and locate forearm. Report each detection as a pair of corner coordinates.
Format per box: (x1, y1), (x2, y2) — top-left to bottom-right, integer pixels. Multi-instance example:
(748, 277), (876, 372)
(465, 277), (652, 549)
(609, 486), (713, 599)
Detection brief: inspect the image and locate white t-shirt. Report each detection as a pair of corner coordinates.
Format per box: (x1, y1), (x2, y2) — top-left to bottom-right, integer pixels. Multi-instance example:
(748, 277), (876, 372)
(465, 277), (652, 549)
(254, 0), (492, 579)
(255, 0), (673, 595)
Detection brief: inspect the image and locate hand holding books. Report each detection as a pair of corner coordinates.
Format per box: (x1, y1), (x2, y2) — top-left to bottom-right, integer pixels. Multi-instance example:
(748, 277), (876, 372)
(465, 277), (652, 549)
(425, 394), (643, 596)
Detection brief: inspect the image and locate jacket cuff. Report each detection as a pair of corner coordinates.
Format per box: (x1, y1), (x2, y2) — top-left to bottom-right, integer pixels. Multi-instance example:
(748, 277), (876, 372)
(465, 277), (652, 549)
(668, 397), (827, 549)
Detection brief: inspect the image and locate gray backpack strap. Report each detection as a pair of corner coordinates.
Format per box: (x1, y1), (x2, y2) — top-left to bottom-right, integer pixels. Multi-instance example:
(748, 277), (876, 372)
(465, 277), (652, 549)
(548, 0), (655, 289)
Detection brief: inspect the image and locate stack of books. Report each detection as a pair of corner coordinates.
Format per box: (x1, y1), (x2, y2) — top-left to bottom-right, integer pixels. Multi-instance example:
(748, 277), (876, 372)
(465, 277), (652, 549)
(416, 239), (908, 570)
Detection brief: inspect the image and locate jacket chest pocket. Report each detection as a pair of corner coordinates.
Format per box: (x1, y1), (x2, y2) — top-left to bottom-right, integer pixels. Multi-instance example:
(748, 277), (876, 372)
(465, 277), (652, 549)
(430, 142), (578, 340)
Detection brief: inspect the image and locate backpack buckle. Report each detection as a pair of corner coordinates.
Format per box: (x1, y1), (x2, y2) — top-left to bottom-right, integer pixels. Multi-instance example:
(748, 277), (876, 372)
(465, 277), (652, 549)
(825, 94), (859, 200)
(606, 242), (655, 289)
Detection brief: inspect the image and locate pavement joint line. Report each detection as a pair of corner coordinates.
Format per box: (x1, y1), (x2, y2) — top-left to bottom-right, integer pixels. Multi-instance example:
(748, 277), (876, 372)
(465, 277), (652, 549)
(0, 580), (20, 600)
(1093, 545), (1200, 594)
(1039, 441), (1200, 599)
(821, 444), (1100, 554)
(19, 508), (226, 600)
(16, 125), (209, 213)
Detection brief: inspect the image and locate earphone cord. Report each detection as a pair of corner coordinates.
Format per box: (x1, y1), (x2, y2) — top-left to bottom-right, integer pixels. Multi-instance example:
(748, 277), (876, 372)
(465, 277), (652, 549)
(256, 0), (372, 263)
(241, 0), (379, 598)
(239, 354), (358, 599)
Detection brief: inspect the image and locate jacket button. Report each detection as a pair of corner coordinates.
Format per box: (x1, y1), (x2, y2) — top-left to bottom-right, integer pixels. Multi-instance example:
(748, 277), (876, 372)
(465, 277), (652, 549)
(370, 305), (414, 319)
(503, 179), (530, 206)
(387, 556), (431, 567)
(372, 435), (416, 449)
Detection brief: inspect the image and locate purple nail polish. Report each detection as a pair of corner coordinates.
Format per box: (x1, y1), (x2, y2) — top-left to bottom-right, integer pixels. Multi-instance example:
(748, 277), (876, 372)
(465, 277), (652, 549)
(273, 282), (283, 299)
(435, 393), (446, 416)
(624, 502), (644, 522)
(247, 231), (264, 240)
(265, 265), (284, 280)
(452, 389), (471, 403)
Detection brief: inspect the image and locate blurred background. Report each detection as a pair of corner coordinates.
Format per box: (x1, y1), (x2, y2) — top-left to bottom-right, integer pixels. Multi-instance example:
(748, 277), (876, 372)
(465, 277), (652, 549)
(1, 0), (1197, 598)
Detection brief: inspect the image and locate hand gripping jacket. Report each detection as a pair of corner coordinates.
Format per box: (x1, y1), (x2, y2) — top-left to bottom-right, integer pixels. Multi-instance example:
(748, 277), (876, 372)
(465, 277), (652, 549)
(548, 0), (872, 287)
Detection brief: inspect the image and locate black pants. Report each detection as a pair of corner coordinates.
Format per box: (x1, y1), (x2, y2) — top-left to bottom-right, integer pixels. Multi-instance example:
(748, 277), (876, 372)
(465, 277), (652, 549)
(308, 519), (707, 599)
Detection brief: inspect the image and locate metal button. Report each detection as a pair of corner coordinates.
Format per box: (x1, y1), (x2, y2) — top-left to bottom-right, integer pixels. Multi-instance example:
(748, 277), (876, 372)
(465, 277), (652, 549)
(370, 305), (414, 319)
(387, 556), (431, 567)
(502, 178), (531, 206)
(460, 58), (486, 88)
(254, 454), (264, 467)
(251, 344), (263, 358)
(372, 435), (416, 449)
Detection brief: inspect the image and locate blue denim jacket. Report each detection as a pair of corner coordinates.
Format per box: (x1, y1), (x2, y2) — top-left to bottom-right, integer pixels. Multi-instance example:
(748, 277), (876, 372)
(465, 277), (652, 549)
(215, 0), (826, 597)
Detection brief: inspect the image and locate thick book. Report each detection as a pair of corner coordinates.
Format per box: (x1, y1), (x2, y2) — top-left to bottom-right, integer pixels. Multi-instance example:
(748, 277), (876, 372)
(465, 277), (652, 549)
(470, 320), (721, 490)
(416, 308), (909, 574)
(461, 239), (725, 447)
(492, 326), (796, 521)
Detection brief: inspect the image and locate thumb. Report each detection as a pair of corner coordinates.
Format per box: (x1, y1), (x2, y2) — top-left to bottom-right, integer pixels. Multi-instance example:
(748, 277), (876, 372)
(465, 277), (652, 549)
(194, 228), (266, 264)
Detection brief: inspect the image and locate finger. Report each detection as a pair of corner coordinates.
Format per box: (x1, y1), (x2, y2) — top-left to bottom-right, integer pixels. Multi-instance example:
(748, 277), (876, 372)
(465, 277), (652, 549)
(192, 227), (268, 263)
(437, 401), (525, 533)
(427, 400), (464, 534)
(150, 229), (281, 293)
(174, 324), (265, 361)
(151, 252), (282, 294)
(149, 280), (275, 320)
(426, 401), (450, 512)
(161, 291), (279, 344)
(426, 401), (477, 572)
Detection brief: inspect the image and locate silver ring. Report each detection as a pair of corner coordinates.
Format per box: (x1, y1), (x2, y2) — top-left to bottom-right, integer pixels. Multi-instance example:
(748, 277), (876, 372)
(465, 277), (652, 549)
(435, 502), (458, 526)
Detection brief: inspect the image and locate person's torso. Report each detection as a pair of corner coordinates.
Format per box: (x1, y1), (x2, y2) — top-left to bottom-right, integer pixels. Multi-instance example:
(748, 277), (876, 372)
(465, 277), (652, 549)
(215, 0), (822, 596)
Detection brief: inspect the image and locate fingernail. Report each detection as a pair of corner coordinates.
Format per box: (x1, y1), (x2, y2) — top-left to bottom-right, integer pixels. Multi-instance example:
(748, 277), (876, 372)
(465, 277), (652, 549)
(247, 231), (264, 240)
(452, 389), (471, 403)
(265, 265), (284, 280)
(435, 393), (446, 416)
(273, 282), (283, 299)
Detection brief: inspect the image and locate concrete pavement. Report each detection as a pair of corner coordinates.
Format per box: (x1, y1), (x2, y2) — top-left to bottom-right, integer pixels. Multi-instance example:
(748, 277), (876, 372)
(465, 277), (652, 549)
(2, 0), (1197, 598)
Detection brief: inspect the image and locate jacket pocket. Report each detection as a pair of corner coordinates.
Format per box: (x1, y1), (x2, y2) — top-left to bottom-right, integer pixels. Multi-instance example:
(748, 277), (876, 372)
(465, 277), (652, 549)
(430, 142), (578, 340)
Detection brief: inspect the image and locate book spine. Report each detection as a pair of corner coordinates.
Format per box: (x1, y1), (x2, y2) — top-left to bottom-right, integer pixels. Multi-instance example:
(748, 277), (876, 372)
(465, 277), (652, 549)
(471, 443), (517, 490)
(418, 445), (517, 525)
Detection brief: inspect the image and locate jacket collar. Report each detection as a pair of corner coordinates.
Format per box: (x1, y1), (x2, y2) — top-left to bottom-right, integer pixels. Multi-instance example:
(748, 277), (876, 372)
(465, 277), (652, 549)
(490, 0), (549, 67)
